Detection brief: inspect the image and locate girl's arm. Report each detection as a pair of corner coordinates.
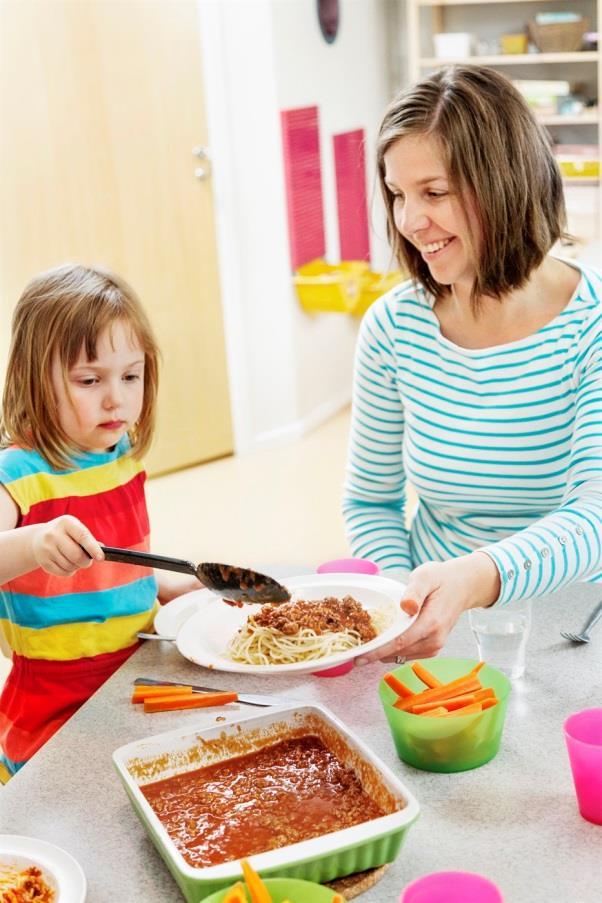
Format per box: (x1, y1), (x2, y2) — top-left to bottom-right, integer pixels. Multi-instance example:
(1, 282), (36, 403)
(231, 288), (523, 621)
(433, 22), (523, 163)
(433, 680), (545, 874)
(0, 485), (104, 582)
(343, 298), (412, 571)
(155, 571), (202, 605)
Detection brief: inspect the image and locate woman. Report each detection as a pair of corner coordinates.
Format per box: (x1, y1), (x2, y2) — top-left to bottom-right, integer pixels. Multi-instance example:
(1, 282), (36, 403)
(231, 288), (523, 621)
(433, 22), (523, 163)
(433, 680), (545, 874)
(343, 65), (602, 664)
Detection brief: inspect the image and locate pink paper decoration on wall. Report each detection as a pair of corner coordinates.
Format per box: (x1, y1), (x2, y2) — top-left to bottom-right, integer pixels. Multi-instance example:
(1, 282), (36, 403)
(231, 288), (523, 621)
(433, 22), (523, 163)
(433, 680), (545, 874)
(280, 106), (326, 270)
(333, 128), (371, 262)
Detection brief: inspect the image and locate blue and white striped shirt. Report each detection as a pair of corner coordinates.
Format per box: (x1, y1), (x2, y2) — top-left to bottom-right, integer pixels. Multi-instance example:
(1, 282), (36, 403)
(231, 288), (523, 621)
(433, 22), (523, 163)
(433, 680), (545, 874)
(343, 260), (602, 605)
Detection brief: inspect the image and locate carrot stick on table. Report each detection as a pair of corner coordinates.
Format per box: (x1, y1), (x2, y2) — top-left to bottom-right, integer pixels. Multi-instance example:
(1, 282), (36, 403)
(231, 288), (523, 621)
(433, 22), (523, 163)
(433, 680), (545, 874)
(383, 672), (414, 699)
(143, 691), (238, 713)
(393, 674), (482, 712)
(131, 685), (193, 704)
(240, 858), (272, 903)
(411, 662), (442, 688)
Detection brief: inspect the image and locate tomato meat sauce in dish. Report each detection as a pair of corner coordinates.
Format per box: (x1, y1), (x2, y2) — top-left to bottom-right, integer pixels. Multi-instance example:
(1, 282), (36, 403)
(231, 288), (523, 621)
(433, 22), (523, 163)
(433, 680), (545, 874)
(141, 734), (385, 867)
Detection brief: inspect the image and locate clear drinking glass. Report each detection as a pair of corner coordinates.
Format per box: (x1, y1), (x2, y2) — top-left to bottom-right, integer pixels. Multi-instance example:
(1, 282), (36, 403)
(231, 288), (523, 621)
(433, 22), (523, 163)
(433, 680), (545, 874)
(468, 598), (532, 680)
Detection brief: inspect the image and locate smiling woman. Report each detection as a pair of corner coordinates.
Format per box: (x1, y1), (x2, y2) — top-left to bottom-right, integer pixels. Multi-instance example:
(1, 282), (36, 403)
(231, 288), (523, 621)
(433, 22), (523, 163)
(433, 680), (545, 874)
(344, 65), (602, 666)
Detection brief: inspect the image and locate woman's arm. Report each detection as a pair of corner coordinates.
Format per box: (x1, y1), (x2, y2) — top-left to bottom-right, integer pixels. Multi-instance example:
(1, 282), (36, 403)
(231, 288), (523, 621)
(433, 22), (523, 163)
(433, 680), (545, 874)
(358, 323), (602, 663)
(0, 485), (103, 582)
(343, 297), (412, 571)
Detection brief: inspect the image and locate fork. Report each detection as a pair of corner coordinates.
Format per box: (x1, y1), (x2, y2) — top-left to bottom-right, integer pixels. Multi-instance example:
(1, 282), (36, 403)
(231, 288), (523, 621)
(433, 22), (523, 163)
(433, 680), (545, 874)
(561, 599), (602, 644)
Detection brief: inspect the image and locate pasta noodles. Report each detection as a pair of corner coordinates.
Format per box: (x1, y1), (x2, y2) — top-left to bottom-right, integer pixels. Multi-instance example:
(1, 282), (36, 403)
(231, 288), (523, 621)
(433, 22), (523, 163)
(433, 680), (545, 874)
(227, 595), (391, 666)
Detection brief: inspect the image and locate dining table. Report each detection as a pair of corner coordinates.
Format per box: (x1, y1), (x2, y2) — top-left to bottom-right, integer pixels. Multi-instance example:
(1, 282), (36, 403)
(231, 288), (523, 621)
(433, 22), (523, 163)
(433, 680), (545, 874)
(1, 570), (600, 903)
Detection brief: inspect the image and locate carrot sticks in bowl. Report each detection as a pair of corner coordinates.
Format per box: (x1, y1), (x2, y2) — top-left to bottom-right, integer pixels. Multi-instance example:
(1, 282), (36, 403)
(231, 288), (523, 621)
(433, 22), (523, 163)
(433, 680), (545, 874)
(385, 661), (499, 717)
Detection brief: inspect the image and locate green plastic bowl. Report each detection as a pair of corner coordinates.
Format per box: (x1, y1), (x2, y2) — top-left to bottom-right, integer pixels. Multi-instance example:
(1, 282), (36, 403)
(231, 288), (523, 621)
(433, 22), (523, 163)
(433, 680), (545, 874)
(379, 658), (511, 773)
(200, 877), (338, 902)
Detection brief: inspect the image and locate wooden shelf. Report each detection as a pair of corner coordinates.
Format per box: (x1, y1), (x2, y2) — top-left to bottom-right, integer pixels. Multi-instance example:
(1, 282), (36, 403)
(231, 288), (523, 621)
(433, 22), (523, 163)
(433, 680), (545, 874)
(408, 0), (602, 240)
(418, 0), (554, 5)
(420, 52), (599, 67)
(562, 177), (600, 186)
(539, 112), (599, 125)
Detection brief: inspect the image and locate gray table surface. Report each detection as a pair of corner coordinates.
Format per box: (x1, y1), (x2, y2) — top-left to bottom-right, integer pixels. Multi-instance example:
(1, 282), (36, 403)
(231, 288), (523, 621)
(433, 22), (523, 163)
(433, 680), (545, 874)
(1, 573), (601, 903)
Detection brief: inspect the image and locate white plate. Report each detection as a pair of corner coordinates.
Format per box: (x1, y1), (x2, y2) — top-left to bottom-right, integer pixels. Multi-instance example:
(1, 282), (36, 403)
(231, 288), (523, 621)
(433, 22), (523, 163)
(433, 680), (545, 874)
(175, 572), (412, 675)
(154, 589), (214, 638)
(0, 835), (86, 903)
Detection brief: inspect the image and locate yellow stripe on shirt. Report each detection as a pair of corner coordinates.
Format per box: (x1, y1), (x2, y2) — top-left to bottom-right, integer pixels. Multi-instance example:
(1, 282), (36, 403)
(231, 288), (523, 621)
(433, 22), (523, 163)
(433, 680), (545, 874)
(0, 603), (157, 660)
(6, 455), (144, 515)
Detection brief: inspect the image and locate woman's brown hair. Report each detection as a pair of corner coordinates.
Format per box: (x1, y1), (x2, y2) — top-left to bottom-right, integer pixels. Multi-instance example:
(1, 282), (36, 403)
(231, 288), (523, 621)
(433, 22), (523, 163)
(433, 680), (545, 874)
(377, 65), (567, 306)
(1, 263), (160, 469)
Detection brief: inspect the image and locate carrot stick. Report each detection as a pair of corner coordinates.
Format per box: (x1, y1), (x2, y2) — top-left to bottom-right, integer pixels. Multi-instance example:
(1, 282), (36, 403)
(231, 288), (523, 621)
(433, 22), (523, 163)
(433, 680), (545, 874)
(383, 672), (414, 699)
(421, 706), (449, 717)
(481, 697), (499, 710)
(223, 883), (247, 903)
(447, 702), (483, 717)
(240, 858), (272, 903)
(474, 687), (495, 702)
(131, 686), (193, 704)
(143, 691), (238, 713)
(393, 675), (482, 711)
(331, 895), (346, 903)
(410, 692), (477, 714)
(411, 661), (442, 688)
(470, 661), (485, 675)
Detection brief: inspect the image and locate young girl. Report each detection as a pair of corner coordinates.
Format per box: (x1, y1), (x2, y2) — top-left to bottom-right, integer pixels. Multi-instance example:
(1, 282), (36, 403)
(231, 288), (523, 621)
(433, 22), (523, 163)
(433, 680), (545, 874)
(0, 263), (198, 781)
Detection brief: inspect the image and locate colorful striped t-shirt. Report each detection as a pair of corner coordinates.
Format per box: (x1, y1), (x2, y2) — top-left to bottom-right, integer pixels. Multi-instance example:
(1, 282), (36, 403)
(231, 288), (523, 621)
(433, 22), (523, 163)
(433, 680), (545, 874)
(343, 259), (602, 605)
(0, 436), (158, 780)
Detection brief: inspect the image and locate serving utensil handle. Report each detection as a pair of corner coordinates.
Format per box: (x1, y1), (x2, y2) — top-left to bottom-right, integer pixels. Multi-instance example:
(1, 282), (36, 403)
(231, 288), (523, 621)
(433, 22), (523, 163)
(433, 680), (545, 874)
(101, 546), (197, 577)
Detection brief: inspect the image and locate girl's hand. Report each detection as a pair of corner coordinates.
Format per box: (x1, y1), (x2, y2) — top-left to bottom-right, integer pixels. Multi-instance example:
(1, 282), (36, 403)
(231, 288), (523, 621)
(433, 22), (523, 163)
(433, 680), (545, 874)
(356, 552), (500, 664)
(32, 515), (104, 576)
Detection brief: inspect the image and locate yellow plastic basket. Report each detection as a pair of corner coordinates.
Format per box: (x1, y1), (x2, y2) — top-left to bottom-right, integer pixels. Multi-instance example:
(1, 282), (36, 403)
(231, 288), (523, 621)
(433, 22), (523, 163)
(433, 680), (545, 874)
(557, 158), (599, 179)
(293, 259), (367, 313)
(351, 270), (407, 317)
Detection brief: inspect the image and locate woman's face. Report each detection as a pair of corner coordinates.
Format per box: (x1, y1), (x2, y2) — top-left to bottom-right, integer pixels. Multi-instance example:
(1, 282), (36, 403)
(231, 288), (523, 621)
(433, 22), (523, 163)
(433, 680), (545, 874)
(383, 133), (481, 291)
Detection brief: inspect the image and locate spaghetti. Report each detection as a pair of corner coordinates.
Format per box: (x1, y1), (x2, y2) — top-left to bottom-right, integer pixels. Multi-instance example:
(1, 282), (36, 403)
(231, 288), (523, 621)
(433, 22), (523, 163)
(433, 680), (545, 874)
(227, 595), (390, 666)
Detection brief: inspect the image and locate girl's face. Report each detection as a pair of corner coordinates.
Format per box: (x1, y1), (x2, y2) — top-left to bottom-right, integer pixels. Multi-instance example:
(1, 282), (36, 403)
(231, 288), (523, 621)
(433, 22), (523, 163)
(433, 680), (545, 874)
(51, 319), (145, 454)
(384, 133), (481, 291)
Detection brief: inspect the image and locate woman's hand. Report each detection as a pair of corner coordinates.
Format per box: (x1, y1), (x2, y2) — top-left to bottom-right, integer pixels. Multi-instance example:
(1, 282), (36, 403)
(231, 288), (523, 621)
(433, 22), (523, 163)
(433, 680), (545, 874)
(356, 552), (500, 664)
(32, 515), (104, 576)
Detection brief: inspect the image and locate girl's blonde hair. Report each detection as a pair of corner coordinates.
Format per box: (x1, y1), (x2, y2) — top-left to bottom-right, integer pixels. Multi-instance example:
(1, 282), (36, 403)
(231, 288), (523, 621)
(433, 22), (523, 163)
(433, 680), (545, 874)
(1, 263), (160, 469)
(377, 65), (567, 307)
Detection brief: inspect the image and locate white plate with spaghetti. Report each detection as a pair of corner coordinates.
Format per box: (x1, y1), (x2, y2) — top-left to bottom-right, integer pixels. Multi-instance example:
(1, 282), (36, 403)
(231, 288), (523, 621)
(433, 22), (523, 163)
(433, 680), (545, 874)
(175, 573), (413, 675)
(0, 835), (86, 903)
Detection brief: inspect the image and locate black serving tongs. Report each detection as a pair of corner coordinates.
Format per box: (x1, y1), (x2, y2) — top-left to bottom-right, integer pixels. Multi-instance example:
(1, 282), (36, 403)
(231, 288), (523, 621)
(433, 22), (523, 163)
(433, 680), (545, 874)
(101, 546), (291, 605)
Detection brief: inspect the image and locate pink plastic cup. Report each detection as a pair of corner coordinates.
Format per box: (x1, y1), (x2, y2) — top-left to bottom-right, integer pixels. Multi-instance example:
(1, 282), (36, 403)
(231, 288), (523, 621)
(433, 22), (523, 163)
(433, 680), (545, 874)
(401, 871), (503, 902)
(316, 557), (379, 575)
(312, 558), (379, 678)
(564, 707), (602, 825)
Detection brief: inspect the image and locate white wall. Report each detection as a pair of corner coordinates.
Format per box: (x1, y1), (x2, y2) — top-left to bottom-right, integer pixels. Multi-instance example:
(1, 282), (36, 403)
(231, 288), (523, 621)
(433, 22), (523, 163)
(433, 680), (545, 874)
(199, 0), (395, 452)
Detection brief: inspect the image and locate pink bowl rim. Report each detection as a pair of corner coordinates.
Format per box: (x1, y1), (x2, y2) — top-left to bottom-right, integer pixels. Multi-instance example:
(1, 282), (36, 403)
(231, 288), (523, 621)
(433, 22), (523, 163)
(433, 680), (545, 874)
(564, 707), (602, 746)
(401, 869), (503, 900)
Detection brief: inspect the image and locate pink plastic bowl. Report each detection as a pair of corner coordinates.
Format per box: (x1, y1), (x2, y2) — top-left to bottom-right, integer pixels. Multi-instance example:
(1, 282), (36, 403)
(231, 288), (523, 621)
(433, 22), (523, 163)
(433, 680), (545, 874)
(312, 558), (379, 678)
(401, 871), (503, 902)
(316, 557), (379, 575)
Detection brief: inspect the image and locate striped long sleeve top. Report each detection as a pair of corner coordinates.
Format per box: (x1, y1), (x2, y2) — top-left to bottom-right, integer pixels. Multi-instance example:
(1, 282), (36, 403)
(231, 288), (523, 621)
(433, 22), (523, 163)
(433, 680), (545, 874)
(343, 260), (602, 606)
